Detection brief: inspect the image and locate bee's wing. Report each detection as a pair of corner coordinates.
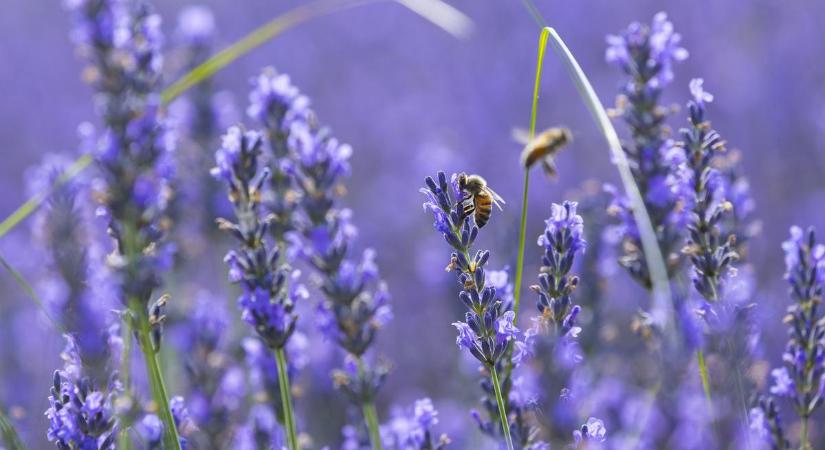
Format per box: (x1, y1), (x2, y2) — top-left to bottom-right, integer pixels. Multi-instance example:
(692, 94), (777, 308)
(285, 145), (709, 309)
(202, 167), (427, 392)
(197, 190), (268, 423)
(511, 127), (530, 145)
(484, 186), (506, 210)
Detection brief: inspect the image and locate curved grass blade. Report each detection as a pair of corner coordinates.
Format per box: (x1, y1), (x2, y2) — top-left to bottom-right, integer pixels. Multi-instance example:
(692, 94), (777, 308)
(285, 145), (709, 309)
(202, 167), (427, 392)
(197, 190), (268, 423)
(0, 154), (92, 239)
(512, 27), (550, 321)
(0, 405), (26, 450)
(163, 0), (472, 104)
(542, 26), (675, 336)
(517, 0), (673, 339)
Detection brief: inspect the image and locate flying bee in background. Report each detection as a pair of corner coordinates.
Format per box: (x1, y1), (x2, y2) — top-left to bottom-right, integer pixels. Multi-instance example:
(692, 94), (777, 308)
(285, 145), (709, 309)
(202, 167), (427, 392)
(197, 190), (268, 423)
(513, 126), (573, 178)
(457, 172), (505, 228)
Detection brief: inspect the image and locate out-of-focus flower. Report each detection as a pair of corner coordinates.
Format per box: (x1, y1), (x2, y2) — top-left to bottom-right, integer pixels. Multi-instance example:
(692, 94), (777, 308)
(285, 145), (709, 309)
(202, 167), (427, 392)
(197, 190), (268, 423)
(605, 12), (690, 289)
(572, 417), (607, 445)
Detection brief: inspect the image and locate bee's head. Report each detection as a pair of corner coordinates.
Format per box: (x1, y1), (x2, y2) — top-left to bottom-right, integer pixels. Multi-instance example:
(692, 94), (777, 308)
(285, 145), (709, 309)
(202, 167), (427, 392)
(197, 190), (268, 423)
(463, 174), (486, 193)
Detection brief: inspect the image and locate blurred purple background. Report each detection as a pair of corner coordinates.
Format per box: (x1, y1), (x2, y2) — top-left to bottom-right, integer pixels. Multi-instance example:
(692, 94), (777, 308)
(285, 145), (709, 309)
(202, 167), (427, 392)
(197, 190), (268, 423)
(1, 0), (825, 448)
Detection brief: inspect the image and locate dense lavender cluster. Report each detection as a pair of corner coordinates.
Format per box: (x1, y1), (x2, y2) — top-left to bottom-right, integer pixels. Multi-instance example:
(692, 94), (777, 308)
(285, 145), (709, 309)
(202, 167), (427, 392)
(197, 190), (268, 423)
(1, 2), (823, 449)
(247, 68), (393, 414)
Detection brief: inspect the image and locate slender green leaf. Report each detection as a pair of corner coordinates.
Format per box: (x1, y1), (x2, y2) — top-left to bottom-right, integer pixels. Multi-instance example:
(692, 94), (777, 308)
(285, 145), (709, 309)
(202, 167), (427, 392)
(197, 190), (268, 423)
(512, 27), (550, 322)
(0, 154), (92, 239)
(542, 26), (675, 335)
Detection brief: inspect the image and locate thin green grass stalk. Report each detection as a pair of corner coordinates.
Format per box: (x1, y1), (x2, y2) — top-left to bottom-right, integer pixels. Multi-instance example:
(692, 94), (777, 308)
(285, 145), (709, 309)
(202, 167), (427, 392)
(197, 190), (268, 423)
(0, 404), (26, 450)
(356, 357), (383, 450)
(490, 365), (515, 450)
(274, 348), (300, 450)
(512, 27), (550, 322)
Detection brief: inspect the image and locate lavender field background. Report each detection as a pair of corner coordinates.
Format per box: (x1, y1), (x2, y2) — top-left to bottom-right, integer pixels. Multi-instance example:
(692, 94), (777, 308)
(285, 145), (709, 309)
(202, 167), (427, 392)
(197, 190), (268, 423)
(1, 0), (824, 449)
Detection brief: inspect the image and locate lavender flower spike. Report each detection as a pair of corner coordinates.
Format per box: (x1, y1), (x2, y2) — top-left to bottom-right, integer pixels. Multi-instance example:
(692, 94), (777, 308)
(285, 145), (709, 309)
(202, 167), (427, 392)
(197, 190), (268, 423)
(679, 79), (738, 307)
(421, 171), (521, 450)
(605, 12), (690, 289)
(46, 336), (119, 450)
(531, 201), (587, 337)
(213, 125), (302, 449)
(248, 67), (392, 449)
(64, 0), (181, 446)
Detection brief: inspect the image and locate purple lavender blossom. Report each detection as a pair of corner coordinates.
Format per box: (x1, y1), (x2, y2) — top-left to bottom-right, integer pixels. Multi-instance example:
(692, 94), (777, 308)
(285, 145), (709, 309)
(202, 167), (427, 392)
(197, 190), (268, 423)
(755, 227), (825, 449)
(247, 68), (392, 423)
(421, 171), (536, 449)
(532, 201), (587, 338)
(45, 336), (118, 450)
(572, 417), (607, 446)
(679, 79), (738, 308)
(213, 126), (300, 350)
(605, 12), (690, 289)
(382, 398), (450, 450)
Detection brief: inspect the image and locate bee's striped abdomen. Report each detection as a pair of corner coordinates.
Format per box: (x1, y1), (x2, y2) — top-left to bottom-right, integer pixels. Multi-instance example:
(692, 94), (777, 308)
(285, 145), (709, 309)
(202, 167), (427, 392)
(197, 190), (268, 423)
(473, 191), (493, 228)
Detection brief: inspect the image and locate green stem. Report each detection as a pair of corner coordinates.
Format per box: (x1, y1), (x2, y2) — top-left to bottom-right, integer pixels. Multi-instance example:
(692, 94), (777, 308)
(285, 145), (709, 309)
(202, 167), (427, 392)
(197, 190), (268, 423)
(801, 416), (809, 450)
(362, 401), (383, 450)
(490, 365), (515, 450)
(512, 27), (550, 323)
(133, 300), (181, 450)
(118, 315), (134, 450)
(696, 350), (712, 408)
(274, 347), (300, 450)
(356, 358), (383, 450)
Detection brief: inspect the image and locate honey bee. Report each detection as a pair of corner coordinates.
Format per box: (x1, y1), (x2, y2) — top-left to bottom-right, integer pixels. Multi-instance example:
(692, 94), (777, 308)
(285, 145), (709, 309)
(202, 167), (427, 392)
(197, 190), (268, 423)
(457, 173), (505, 228)
(513, 126), (573, 177)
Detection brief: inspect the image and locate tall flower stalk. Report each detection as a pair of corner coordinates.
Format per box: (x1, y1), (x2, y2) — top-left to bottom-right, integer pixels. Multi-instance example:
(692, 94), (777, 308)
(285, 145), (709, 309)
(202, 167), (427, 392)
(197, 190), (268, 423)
(212, 126), (302, 449)
(65, 0), (181, 447)
(680, 79), (738, 307)
(248, 68), (392, 449)
(753, 227), (825, 450)
(605, 12), (690, 288)
(421, 171), (518, 450)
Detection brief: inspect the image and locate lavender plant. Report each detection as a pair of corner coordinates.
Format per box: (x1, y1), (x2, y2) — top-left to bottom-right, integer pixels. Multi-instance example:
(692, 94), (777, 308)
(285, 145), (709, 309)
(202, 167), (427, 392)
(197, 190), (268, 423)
(421, 171), (519, 450)
(248, 68), (393, 449)
(679, 79), (738, 308)
(64, 0), (181, 446)
(605, 12), (690, 288)
(212, 126), (302, 449)
(45, 336), (119, 450)
(752, 227), (825, 450)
